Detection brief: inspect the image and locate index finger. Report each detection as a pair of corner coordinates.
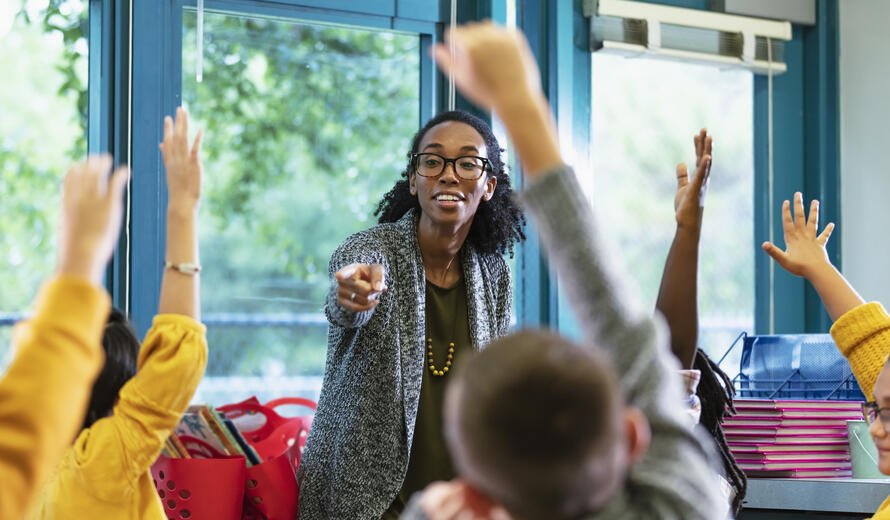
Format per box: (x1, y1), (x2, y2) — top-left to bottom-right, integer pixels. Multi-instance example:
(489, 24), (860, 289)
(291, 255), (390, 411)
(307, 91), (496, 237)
(369, 264), (386, 291)
(335, 263), (362, 281)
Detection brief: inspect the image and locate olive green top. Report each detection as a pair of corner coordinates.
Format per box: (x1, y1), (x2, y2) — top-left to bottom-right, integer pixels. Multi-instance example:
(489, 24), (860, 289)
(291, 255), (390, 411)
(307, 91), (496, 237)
(382, 276), (472, 519)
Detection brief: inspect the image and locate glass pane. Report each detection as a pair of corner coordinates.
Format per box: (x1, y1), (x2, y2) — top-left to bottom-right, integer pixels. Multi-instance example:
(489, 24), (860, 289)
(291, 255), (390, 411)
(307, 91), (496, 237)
(589, 54), (754, 373)
(0, 0), (89, 366)
(182, 11), (420, 404)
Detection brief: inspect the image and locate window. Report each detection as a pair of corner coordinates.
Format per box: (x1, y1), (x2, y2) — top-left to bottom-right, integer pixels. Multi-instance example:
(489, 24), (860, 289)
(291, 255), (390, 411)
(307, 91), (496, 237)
(0, 0), (88, 365)
(181, 11), (420, 404)
(588, 53), (754, 372)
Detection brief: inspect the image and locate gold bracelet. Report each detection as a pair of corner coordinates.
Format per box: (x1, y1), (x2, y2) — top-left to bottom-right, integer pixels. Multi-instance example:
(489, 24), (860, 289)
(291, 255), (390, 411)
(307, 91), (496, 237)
(163, 261), (202, 275)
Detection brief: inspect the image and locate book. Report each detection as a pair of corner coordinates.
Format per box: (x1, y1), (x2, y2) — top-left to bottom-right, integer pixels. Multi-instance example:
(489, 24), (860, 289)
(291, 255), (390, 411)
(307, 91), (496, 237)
(221, 415), (262, 466)
(743, 468), (853, 478)
(728, 442), (849, 452)
(175, 409), (231, 455)
(730, 408), (863, 419)
(167, 433), (191, 459)
(722, 426), (848, 436)
(725, 434), (848, 444)
(723, 418), (853, 427)
(734, 452), (851, 462)
(739, 461), (851, 471)
(734, 399), (863, 411)
(163, 437), (182, 458)
(196, 405), (241, 457)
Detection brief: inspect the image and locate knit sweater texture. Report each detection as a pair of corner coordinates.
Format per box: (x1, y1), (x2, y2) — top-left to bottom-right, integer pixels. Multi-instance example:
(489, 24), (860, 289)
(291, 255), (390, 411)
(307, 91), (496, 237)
(829, 301), (890, 520)
(297, 208), (513, 519)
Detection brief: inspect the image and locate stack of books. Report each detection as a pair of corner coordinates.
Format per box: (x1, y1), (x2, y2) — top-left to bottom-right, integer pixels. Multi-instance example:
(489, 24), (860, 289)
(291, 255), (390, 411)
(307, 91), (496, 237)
(162, 404), (262, 466)
(722, 399), (863, 478)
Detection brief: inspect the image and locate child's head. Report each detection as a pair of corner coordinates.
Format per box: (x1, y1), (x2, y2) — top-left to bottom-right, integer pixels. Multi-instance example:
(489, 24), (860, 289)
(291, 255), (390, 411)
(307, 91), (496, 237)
(83, 308), (139, 429)
(867, 360), (890, 474)
(444, 330), (650, 519)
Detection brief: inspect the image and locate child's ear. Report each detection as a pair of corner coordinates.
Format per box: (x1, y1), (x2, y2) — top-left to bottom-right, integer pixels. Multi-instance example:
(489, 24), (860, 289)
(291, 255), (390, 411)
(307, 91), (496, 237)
(623, 406), (651, 463)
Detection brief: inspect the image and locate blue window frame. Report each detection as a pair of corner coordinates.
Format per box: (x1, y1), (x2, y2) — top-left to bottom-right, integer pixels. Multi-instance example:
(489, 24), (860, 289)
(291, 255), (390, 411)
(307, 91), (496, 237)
(519, 0), (841, 345)
(95, 0), (839, 355)
(126, 0), (463, 337)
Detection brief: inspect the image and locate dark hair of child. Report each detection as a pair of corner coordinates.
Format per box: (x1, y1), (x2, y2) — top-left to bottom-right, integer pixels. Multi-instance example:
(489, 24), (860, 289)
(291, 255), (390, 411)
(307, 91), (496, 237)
(374, 109), (526, 257)
(694, 349), (747, 514)
(444, 329), (625, 520)
(82, 308), (140, 429)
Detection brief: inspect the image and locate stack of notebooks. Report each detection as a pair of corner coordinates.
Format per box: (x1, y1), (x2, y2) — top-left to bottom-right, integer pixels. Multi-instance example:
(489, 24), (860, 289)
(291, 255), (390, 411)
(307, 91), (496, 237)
(162, 404), (262, 466)
(723, 399), (864, 478)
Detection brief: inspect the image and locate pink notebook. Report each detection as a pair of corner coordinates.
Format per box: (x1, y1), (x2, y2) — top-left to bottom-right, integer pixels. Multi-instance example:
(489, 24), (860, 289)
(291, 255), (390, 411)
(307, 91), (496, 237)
(725, 434), (849, 444)
(744, 468), (853, 478)
(734, 452), (851, 462)
(729, 442), (849, 453)
(722, 425), (848, 435)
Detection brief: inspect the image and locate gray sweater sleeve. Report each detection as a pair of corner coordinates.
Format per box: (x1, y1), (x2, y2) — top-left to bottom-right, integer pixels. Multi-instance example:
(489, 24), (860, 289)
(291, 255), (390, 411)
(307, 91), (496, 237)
(324, 230), (392, 329)
(401, 166), (726, 520)
(519, 166), (727, 520)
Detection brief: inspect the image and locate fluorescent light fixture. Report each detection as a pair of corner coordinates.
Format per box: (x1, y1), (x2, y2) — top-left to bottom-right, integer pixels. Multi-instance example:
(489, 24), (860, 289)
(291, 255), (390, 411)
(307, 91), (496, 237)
(584, 0), (792, 75)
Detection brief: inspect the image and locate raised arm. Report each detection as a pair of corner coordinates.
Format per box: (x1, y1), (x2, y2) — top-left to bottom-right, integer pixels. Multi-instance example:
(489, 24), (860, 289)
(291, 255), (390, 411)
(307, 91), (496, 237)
(429, 22), (726, 520)
(760, 194), (887, 396)
(762, 192), (864, 321)
(66, 109), (208, 492)
(158, 106), (203, 318)
(0, 157), (127, 520)
(655, 130), (712, 368)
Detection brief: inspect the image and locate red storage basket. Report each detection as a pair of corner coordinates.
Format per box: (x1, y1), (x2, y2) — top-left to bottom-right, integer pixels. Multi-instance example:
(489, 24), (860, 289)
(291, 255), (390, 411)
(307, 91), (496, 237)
(151, 454), (246, 520)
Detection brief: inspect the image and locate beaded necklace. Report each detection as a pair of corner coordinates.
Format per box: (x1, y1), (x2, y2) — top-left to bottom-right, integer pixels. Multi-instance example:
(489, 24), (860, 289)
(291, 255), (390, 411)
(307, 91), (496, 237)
(426, 256), (458, 377)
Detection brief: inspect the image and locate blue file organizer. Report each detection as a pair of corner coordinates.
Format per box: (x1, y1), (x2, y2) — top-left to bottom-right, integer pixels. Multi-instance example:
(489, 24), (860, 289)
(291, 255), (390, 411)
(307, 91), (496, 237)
(722, 332), (865, 401)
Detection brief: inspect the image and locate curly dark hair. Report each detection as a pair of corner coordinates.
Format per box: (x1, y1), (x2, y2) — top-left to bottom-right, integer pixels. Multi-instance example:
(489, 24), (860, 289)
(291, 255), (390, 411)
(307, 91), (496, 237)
(374, 110), (525, 257)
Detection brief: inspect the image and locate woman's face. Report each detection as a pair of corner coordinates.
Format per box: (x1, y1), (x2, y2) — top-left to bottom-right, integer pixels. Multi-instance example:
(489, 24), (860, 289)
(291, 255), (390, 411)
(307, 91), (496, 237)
(409, 121), (497, 230)
(870, 366), (890, 474)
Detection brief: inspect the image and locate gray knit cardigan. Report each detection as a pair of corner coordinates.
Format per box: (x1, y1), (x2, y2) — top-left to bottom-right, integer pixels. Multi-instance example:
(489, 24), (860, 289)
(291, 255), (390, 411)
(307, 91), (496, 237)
(296, 208), (513, 520)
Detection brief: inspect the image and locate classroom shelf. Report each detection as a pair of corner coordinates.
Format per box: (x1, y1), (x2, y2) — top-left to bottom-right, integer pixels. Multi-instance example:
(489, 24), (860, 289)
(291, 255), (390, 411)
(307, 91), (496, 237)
(742, 478), (890, 517)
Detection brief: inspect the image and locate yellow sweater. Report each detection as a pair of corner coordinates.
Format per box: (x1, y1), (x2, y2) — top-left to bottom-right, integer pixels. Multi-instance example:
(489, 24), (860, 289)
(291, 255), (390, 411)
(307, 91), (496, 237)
(829, 302), (890, 520)
(0, 277), (109, 520)
(26, 314), (207, 519)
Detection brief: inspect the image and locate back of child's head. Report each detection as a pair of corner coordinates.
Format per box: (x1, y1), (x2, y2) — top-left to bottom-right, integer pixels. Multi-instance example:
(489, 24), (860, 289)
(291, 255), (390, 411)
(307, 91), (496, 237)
(444, 329), (627, 520)
(83, 308), (139, 429)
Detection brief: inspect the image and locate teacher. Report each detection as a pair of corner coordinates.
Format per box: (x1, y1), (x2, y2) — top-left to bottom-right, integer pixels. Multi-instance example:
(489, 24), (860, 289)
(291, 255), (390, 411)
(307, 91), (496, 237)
(297, 109), (525, 519)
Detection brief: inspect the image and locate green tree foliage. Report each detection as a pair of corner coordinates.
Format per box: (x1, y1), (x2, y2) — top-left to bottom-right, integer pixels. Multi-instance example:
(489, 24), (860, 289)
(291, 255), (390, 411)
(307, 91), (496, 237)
(181, 12), (419, 378)
(1, 1), (87, 352)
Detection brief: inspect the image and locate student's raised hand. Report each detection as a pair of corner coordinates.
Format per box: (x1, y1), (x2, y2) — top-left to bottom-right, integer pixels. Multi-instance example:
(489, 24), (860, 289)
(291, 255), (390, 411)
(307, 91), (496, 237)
(432, 22), (542, 116)
(674, 129), (712, 232)
(433, 22), (561, 178)
(159, 107), (203, 212)
(334, 263), (387, 312)
(418, 480), (512, 520)
(57, 155), (130, 286)
(762, 192), (835, 279)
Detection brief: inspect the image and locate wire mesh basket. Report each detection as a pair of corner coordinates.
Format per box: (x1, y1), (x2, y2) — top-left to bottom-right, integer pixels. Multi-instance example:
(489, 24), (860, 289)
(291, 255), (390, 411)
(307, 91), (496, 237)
(722, 332), (865, 401)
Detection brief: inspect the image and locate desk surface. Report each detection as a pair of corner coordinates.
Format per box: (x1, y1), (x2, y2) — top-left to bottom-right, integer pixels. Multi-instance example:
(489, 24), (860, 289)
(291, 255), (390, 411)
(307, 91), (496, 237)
(745, 478), (890, 513)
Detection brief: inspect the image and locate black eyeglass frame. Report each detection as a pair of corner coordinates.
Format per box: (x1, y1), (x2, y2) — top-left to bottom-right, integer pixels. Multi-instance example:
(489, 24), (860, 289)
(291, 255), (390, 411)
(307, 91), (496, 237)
(862, 401), (890, 432)
(410, 152), (491, 181)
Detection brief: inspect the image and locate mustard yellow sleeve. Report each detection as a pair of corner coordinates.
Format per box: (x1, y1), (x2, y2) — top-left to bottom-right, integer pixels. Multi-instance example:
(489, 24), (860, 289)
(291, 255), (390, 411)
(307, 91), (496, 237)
(0, 276), (109, 520)
(829, 302), (890, 398)
(68, 314), (207, 499)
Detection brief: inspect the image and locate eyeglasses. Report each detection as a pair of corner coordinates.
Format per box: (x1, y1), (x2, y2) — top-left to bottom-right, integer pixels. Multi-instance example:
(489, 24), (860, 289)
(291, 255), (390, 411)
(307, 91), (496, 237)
(411, 152), (489, 181)
(862, 401), (890, 431)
